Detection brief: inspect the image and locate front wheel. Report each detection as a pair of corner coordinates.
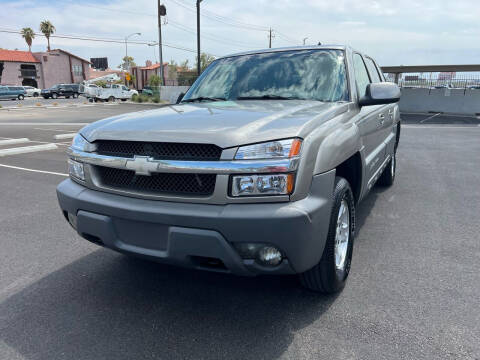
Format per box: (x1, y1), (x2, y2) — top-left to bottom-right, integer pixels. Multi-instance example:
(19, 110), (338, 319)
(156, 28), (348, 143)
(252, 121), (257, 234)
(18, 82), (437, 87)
(73, 93), (79, 98)
(108, 96), (115, 102)
(18, 94), (24, 100)
(52, 93), (58, 99)
(33, 92), (39, 97)
(299, 177), (355, 293)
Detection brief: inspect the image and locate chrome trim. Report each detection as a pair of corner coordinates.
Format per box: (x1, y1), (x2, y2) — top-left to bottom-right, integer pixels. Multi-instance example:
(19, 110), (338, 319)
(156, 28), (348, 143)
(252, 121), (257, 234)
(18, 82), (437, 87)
(67, 148), (300, 175)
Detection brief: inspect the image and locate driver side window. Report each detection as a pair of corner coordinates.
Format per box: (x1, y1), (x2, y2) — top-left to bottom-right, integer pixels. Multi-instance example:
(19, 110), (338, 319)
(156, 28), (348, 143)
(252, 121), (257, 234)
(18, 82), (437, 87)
(353, 54), (371, 98)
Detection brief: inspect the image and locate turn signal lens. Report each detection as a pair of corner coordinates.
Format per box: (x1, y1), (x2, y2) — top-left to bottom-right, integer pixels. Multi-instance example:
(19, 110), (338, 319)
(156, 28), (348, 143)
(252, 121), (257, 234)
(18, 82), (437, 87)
(235, 138), (302, 160)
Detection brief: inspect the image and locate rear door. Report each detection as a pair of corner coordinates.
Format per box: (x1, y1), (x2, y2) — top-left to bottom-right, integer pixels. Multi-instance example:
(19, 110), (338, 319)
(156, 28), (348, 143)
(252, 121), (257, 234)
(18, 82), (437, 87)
(352, 53), (387, 189)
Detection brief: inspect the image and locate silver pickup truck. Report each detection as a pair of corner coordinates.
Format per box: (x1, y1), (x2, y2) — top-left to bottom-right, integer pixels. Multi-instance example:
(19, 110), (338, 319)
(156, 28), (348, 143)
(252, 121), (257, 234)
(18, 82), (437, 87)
(57, 45), (401, 293)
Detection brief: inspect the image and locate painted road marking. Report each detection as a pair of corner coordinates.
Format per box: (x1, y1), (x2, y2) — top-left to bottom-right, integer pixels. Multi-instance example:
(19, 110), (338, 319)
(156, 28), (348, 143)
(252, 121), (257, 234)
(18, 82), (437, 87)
(54, 133), (76, 140)
(0, 143), (58, 157)
(0, 123), (88, 126)
(0, 138), (30, 146)
(0, 163), (67, 176)
(403, 124), (480, 129)
(420, 113), (441, 123)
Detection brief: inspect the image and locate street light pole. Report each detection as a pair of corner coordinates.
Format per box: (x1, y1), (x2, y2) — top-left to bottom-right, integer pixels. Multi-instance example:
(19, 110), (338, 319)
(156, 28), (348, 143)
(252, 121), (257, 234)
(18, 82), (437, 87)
(196, 0), (203, 76)
(125, 32), (141, 70)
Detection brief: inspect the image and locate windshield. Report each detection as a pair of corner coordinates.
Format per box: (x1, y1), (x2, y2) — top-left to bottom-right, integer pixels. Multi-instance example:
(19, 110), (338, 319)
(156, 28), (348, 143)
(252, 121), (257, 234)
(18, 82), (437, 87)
(183, 49), (349, 102)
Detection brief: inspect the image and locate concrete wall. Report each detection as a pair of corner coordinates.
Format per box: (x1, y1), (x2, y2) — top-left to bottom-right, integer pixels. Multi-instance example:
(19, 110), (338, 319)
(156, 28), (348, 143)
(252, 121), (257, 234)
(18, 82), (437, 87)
(399, 88), (480, 115)
(0, 61), (43, 87)
(159, 86), (190, 103)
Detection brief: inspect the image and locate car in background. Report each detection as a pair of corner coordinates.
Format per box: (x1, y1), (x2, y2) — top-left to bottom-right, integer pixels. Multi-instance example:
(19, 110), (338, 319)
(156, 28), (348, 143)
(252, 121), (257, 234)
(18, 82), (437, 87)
(141, 86), (154, 96)
(467, 85), (480, 90)
(23, 86), (42, 97)
(41, 84), (80, 99)
(0, 85), (26, 100)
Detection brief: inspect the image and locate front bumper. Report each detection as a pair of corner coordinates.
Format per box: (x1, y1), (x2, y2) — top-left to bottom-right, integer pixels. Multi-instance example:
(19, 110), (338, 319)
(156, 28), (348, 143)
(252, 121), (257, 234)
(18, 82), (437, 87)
(56, 170), (335, 276)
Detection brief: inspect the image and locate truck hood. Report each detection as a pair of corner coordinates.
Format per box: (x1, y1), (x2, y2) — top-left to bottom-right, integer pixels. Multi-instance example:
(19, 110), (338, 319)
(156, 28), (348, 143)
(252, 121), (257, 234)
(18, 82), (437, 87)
(80, 100), (349, 148)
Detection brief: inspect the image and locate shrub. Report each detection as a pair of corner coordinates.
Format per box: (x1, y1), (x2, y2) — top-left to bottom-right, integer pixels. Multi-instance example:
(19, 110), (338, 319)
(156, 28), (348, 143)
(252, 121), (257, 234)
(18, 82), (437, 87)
(152, 96), (160, 103)
(137, 96), (143, 103)
(131, 94), (138, 102)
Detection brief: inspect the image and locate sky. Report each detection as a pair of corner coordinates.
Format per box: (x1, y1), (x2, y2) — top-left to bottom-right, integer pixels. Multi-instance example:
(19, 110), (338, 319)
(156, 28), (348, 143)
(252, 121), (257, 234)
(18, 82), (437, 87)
(1, 0), (479, 69)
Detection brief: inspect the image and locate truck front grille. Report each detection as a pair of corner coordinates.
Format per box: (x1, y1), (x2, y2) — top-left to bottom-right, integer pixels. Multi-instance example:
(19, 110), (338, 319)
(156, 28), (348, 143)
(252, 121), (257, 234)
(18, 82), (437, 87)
(95, 141), (222, 161)
(96, 166), (216, 196)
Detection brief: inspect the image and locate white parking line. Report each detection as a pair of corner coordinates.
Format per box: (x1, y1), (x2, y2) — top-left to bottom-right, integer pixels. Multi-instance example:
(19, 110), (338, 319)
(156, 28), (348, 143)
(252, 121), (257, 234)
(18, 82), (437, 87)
(420, 113), (441, 123)
(0, 163), (68, 176)
(403, 124), (480, 129)
(0, 138), (30, 146)
(0, 123), (88, 126)
(0, 143), (58, 157)
(53, 133), (76, 140)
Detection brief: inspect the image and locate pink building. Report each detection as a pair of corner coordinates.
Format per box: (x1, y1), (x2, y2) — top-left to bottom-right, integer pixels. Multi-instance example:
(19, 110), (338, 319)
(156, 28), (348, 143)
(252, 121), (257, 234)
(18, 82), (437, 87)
(131, 61), (175, 89)
(0, 48), (91, 89)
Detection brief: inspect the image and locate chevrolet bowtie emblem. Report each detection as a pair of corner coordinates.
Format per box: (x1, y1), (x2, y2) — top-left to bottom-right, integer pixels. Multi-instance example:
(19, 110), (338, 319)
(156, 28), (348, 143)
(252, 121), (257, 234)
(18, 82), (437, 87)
(125, 156), (158, 176)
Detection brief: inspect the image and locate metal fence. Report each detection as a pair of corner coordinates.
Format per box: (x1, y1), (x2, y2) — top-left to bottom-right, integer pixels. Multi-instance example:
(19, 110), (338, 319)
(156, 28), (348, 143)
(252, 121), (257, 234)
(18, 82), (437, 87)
(384, 72), (480, 89)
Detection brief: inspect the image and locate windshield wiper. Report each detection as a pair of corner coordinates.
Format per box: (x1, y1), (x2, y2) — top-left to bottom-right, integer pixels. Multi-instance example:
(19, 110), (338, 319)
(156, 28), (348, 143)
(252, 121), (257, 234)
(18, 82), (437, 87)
(182, 96), (226, 103)
(236, 95), (304, 100)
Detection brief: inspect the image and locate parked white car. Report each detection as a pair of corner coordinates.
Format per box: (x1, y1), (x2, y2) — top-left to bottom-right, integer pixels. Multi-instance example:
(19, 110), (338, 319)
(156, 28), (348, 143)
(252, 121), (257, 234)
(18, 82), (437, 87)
(23, 86), (42, 97)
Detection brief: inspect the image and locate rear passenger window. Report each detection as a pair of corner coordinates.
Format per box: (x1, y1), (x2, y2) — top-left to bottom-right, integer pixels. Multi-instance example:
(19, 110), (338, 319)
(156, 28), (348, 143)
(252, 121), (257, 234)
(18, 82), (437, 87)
(364, 58), (382, 83)
(353, 54), (371, 98)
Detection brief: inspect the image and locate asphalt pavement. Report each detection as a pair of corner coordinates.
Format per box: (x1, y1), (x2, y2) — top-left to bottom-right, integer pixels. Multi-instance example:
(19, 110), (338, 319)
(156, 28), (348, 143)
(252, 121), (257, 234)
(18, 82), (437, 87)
(0, 106), (479, 360)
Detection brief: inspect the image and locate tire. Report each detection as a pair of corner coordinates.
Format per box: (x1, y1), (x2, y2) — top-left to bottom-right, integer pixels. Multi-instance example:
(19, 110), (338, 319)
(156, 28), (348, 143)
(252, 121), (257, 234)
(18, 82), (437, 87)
(121, 98), (127, 102)
(377, 152), (396, 187)
(42, 96), (49, 99)
(73, 93), (79, 98)
(33, 93), (39, 97)
(18, 94), (24, 100)
(299, 177), (355, 293)
(52, 93), (58, 99)
(108, 96), (115, 102)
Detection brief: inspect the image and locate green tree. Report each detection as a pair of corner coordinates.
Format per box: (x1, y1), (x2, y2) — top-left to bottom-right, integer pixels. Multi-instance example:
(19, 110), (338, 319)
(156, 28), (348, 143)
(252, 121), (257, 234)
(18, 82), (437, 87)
(195, 53), (216, 72)
(39, 20), (55, 51)
(21, 27), (35, 52)
(118, 56), (136, 70)
(179, 59), (190, 70)
(148, 74), (162, 87)
(168, 59), (178, 80)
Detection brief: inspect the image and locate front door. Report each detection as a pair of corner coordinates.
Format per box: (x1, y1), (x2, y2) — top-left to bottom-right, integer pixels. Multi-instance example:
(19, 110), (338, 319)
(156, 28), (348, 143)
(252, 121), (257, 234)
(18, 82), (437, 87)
(352, 53), (387, 188)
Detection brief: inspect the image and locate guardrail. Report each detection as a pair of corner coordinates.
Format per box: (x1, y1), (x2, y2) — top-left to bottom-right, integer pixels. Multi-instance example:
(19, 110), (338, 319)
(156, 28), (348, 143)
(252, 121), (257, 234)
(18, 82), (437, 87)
(380, 65), (480, 115)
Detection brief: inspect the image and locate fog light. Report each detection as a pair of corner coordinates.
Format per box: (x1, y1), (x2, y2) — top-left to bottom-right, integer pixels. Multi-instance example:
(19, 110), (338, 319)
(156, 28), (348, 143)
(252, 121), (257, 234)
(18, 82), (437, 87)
(257, 246), (283, 266)
(67, 212), (77, 230)
(68, 159), (85, 181)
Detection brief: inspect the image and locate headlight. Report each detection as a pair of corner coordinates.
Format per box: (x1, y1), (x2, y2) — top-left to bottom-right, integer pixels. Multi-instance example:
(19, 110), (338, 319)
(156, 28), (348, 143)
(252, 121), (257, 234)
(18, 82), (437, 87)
(235, 138), (302, 160)
(71, 133), (89, 152)
(68, 159), (85, 181)
(231, 174), (294, 197)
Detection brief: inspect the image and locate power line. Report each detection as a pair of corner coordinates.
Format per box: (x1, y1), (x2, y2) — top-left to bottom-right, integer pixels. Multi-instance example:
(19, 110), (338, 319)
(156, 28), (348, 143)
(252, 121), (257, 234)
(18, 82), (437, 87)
(0, 28), (215, 55)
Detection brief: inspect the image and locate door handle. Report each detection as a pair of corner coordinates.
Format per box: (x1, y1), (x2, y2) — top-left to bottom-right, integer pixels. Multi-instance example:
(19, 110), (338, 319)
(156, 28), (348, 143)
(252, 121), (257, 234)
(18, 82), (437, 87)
(378, 113), (385, 126)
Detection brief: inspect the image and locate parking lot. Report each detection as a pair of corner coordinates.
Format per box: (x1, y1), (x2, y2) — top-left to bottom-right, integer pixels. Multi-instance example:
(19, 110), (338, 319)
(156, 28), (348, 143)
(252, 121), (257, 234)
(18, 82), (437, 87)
(0, 96), (88, 109)
(1, 104), (479, 359)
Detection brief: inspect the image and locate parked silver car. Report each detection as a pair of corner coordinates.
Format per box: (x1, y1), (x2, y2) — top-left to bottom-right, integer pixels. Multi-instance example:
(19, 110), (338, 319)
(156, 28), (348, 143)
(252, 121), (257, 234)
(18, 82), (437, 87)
(58, 45), (401, 293)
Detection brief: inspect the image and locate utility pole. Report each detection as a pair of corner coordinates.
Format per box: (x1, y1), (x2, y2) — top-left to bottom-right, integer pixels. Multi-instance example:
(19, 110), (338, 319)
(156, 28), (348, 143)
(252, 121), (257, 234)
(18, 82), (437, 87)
(196, 0), (203, 76)
(269, 28), (273, 48)
(158, 1), (166, 85)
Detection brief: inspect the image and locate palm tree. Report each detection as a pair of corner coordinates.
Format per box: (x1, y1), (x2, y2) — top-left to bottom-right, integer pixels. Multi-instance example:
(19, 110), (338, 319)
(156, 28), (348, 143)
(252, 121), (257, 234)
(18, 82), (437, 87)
(39, 20), (55, 51)
(21, 27), (35, 52)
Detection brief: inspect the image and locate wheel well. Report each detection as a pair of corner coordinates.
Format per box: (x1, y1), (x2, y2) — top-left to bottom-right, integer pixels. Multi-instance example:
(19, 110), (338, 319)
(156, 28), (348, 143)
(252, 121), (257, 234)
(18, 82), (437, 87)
(335, 152), (362, 203)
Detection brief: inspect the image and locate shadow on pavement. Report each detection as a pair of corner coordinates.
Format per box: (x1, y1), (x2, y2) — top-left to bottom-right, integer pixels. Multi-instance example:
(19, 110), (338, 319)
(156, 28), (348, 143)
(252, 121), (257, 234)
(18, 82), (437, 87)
(1, 248), (339, 360)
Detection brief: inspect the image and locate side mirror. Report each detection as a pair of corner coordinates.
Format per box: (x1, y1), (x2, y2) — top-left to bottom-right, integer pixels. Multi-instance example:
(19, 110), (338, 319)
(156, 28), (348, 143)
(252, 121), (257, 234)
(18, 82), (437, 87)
(359, 82), (401, 107)
(176, 92), (185, 104)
